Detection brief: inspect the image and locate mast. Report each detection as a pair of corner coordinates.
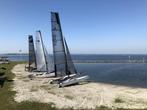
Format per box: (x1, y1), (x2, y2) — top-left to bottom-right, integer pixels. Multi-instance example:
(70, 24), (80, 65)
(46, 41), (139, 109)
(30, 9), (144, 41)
(51, 12), (67, 76)
(28, 35), (36, 70)
(35, 31), (47, 72)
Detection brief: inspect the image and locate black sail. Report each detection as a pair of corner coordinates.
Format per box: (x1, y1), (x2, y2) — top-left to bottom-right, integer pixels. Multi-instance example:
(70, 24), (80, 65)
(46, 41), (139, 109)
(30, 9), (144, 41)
(51, 12), (67, 76)
(28, 35), (37, 70)
(64, 38), (77, 75)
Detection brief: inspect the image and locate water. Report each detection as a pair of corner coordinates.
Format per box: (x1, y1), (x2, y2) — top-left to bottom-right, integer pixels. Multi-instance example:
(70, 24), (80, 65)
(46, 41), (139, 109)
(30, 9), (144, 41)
(0, 54), (28, 61)
(76, 63), (147, 88)
(1, 54), (147, 62)
(1, 54), (147, 88)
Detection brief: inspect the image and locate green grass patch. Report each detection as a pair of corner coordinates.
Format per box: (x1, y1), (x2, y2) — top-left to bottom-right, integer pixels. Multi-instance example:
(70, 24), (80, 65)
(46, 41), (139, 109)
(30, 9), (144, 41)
(114, 98), (124, 103)
(64, 95), (74, 100)
(96, 105), (112, 110)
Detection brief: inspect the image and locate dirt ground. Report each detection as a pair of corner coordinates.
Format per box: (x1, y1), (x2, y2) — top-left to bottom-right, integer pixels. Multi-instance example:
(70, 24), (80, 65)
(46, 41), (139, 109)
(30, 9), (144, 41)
(12, 64), (147, 109)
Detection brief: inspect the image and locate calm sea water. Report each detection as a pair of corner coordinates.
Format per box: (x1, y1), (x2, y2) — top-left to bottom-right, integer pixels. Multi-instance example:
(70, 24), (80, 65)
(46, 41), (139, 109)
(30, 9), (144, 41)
(1, 54), (147, 88)
(76, 63), (147, 88)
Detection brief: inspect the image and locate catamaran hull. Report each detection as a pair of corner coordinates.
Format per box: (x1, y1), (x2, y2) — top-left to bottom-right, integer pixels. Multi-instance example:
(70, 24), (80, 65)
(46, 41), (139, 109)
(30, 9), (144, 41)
(41, 72), (55, 78)
(28, 72), (55, 79)
(50, 74), (77, 84)
(59, 75), (89, 87)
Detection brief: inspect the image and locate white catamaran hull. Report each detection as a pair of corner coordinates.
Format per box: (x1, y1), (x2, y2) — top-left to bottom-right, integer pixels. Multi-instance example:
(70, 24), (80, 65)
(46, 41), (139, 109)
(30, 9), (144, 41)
(50, 74), (76, 84)
(28, 72), (55, 79)
(41, 72), (55, 78)
(59, 75), (89, 87)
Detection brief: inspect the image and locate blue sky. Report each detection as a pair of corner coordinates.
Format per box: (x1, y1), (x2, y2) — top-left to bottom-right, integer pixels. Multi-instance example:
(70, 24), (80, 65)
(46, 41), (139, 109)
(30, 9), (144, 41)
(0, 0), (147, 54)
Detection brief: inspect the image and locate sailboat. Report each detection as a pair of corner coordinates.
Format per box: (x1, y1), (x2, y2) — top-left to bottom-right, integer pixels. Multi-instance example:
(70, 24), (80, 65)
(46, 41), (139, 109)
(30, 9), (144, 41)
(35, 30), (47, 72)
(50, 12), (89, 87)
(25, 35), (37, 71)
(35, 30), (55, 77)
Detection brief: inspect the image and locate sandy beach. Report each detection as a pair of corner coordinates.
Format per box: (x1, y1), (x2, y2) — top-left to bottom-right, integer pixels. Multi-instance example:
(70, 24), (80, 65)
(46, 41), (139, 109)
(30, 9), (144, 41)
(12, 64), (147, 109)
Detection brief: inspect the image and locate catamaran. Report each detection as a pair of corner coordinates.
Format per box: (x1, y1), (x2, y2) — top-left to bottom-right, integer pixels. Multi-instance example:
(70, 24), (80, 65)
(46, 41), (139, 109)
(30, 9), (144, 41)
(50, 12), (89, 87)
(25, 35), (37, 71)
(35, 30), (55, 77)
(26, 31), (54, 77)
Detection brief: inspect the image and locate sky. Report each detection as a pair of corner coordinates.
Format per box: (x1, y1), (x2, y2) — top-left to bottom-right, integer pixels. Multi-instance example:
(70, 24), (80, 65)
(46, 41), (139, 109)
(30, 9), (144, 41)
(0, 0), (147, 54)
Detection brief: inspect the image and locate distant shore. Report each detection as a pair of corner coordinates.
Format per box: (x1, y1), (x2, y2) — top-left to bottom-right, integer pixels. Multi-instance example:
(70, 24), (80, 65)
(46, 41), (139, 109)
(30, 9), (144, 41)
(0, 54), (147, 63)
(73, 60), (147, 63)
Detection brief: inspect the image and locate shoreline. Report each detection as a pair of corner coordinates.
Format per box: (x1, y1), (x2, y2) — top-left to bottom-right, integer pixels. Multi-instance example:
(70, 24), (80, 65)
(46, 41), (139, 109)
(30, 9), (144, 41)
(11, 63), (147, 109)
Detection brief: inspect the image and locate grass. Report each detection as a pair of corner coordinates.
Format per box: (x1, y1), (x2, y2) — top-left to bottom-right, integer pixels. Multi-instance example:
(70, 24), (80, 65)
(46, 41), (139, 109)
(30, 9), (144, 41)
(64, 95), (74, 100)
(0, 62), (18, 110)
(0, 61), (147, 110)
(114, 98), (124, 103)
